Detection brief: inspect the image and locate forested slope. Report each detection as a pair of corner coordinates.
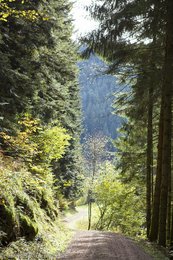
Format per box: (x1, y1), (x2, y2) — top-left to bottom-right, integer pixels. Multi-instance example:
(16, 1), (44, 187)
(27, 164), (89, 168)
(0, 0), (82, 258)
(79, 54), (122, 140)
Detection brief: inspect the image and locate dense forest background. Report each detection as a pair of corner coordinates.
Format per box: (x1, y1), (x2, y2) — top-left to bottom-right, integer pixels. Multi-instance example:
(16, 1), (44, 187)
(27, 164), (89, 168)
(79, 53), (122, 140)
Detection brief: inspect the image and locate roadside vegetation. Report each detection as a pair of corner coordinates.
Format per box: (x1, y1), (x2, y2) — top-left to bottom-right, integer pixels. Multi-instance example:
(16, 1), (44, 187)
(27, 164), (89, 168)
(0, 116), (73, 259)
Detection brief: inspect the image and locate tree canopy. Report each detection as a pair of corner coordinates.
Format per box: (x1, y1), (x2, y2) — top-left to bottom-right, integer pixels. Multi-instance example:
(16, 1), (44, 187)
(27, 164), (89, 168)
(83, 0), (173, 248)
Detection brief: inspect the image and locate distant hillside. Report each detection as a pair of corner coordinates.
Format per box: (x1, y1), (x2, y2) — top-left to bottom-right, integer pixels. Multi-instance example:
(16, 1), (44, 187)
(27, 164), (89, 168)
(78, 54), (122, 141)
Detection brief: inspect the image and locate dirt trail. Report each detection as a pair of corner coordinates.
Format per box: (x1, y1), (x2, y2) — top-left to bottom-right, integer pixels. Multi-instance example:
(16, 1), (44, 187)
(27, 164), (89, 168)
(63, 207), (88, 230)
(57, 231), (153, 260)
(60, 207), (153, 259)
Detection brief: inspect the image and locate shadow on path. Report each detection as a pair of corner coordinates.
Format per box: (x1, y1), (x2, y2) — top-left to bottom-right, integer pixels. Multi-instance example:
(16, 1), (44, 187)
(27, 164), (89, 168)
(57, 231), (153, 260)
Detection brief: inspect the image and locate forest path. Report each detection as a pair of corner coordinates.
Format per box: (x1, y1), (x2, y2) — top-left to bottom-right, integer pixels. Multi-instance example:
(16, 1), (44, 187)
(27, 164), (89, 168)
(57, 231), (153, 260)
(60, 207), (153, 259)
(63, 206), (88, 230)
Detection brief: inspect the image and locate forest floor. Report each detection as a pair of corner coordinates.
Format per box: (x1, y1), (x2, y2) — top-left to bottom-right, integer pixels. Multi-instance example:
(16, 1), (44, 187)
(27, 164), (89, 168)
(57, 206), (161, 260)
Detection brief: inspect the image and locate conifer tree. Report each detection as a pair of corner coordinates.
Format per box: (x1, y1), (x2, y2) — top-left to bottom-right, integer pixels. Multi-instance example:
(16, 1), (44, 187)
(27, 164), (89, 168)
(0, 0), (82, 200)
(84, 0), (173, 246)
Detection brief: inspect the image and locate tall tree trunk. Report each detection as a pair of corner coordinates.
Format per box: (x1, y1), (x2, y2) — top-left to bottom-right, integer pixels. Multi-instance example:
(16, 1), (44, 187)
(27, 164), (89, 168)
(88, 198), (92, 230)
(170, 205), (173, 244)
(167, 136), (172, 243)
(167, 178), (171, 243)
(146, 85), (153, 238)
(170, 143), (173, 244)
(147, 0), (159, 237)
(158, 86), (172, 247)
(88, 143), (97, 230)
(149, 105), (163, 241)
(158, 0), (173, 246)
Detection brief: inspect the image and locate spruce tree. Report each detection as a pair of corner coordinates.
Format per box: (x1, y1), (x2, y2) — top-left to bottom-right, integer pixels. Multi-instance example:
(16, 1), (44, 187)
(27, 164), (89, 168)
(83, 0), (173, 246)
(0, 0), (82, 200)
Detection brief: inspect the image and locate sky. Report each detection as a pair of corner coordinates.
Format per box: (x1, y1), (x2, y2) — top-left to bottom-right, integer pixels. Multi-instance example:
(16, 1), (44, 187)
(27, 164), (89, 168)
(71, 0), (98, 40)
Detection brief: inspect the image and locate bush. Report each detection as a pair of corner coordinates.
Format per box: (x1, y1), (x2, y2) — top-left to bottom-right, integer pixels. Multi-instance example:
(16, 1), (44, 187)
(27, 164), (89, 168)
(93, 163), (146, 237)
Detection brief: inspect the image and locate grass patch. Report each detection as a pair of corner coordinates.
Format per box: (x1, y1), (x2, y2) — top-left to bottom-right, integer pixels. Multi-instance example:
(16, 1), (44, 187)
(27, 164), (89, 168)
(76, 204), (99, 230)
(134, 239), (169, 259)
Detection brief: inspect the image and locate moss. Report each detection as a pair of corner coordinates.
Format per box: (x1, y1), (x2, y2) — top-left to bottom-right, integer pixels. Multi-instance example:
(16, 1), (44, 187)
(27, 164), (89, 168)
(0, 157), (60, 247)
(58, 195), (69, 211)
(19, 214), (38, 240)
(40, 192), (58, 220)
(0, 222), (72, 259)
(0, 205), (19, 244)
(15, 195), (35, 219)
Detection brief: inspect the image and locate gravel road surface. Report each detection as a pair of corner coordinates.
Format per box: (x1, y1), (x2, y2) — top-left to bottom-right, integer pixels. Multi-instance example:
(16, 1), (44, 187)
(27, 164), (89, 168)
(57, 230), (153, 260)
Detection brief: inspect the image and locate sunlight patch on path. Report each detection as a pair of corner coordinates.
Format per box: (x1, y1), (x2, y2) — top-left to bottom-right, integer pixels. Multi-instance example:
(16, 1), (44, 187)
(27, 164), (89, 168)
(63, 206), (88, 230)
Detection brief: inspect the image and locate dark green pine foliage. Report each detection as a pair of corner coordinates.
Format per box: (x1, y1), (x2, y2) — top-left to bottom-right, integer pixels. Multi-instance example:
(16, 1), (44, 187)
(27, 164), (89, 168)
(0, 0), (82, 199)
(33, 0), (82, 200)
(0, 0), (54, 130)
(84, 0), (173, 247)
(0, 17), (39, 130)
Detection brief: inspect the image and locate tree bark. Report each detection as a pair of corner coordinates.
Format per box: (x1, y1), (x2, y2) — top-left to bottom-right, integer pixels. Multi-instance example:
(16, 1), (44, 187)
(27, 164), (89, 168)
(167, 178), (171, 243)
(149, 105), (163, 241)
(147, 1), (159, 237)
(170, 205), (173, 244)
(146, 85), (153, 238)
(158, 0), (173, 246)
(88, 200), (92, 230)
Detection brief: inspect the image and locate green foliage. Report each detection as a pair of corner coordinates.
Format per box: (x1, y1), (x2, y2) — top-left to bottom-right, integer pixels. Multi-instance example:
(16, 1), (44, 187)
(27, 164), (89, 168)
(38, 125), (71, 162)
(0, 0), (41, 22)
(0, 0), (82, 255)
(93, 162), (146, 237)
(54, 141), (84, 200)
(0, 220), (72, 259)
(76, 204), (99, 230)
(0, 0), (82, 205)
(0, 153), (73, 258)
(114, 122), (147, 183)
(0, 114), (40, 160)
(0, 155), (56, 242)
(0, 114), (71, 166)
(136, 239), (169, 260)
(0, 113), (72, 248)
(83, 0), (171, 245)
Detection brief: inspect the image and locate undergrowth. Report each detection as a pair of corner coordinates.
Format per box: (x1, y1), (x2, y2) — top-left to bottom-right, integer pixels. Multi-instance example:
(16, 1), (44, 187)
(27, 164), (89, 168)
(135, 239), (169, 260)
(76, 204), (99, 230)
(0, 154), (72, 259)
(0, 220), (72, 259)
